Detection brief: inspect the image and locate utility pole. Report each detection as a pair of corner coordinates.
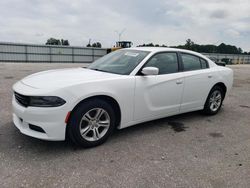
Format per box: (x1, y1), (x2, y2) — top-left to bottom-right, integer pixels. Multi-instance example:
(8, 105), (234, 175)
(115, 28), (126, 42)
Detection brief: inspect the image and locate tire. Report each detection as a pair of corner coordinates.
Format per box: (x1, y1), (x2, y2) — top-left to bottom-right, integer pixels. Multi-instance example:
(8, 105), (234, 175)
(67, 99), (116, 148)
(203, 86), (224, 115)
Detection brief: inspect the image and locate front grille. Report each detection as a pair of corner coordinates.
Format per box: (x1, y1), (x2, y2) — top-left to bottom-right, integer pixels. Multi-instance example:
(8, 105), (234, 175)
(14, 92), (30, 107)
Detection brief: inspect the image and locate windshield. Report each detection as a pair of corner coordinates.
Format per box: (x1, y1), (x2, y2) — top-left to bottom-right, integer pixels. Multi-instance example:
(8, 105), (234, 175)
(88, 50), (150, 75)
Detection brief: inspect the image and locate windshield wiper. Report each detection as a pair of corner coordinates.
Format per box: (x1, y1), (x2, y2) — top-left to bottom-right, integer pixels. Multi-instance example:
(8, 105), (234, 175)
(89, 68), (110, 73)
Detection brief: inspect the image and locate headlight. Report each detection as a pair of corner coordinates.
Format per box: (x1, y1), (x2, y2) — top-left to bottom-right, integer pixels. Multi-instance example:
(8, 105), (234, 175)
(29, 96), (66, 107)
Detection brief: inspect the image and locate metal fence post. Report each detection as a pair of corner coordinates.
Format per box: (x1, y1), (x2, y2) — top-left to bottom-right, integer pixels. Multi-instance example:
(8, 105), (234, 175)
(25, 45), (28, 62)
(49, 46), (52, 63)
(72, 47), (74, 63)
(92, 48), (94, 62)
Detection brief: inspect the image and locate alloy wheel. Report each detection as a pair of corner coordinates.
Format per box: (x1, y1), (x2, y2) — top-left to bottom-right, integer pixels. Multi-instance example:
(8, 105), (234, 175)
(209, 90), (222, 112)
(79, 108), (110, 142)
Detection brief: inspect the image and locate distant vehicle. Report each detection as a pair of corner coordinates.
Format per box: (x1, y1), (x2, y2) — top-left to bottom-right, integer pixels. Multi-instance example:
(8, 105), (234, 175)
(13, 48), (233, 147)
(209, 57), (226, 66)
(221, 58), (233, 65)
(108, 41), (133, 53)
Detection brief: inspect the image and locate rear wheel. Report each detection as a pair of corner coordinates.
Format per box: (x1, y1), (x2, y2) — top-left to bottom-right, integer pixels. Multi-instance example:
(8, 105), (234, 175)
(68, 99), (116, 147)
(203, 86), (224, 115)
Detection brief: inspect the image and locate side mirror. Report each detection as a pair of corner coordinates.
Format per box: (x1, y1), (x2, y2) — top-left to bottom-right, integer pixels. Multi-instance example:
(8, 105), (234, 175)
(141, 67), (159, 75)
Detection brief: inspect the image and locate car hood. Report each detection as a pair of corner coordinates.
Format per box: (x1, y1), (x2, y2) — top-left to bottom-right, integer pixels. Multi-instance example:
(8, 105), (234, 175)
(21, 68), (121, 89)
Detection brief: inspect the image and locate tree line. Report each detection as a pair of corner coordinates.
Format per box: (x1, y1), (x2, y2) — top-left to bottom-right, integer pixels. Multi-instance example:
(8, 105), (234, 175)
(45, 38), (102, 48)
(45, 38), (249, 54)
(46, 38), (70, 46)
(138, 39), (249, 54)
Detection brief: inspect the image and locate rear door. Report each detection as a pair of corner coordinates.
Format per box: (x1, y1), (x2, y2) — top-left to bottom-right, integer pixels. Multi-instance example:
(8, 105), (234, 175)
(179, 53), (214, 113)
(134, 52), (184, 121)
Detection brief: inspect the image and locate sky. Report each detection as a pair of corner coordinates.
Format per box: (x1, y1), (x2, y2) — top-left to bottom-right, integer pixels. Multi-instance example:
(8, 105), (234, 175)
(0, 0), (249, 51)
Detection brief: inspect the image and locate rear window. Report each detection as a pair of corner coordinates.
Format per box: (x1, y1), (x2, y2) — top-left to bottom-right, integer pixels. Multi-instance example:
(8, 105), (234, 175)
(181, 53), (209, 71)
(200, 58), (208, 69)
(181, 53), (201, 71)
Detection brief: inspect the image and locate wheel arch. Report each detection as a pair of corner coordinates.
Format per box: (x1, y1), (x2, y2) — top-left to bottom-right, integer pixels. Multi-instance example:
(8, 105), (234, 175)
(212, 82), (227, 99)
(202, 82), (227, 115)
(67, 95), (122, 128)
(204, 82), (227, 106)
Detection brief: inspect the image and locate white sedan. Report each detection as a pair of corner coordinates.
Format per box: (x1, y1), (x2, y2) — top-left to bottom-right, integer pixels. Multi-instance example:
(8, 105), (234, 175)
(12, 48), (233, 147)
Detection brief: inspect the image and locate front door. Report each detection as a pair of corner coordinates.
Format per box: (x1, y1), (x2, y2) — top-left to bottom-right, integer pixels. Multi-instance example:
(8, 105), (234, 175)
(134, 52), (184, 121)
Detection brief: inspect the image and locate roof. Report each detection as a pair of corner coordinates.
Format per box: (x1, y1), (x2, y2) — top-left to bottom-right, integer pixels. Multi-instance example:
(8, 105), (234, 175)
(127, 47), (216, 67)
(130, 47), (207, 57)
(130, 47), (174, 52)
(130, 47), (197, 53)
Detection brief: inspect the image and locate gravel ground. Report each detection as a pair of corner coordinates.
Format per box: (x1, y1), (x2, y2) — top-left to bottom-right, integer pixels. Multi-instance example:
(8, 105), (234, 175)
(0, 63), (250, 188)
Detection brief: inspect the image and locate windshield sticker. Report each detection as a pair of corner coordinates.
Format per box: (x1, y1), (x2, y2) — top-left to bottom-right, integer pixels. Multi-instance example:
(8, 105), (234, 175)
(125, 52), (139, 57)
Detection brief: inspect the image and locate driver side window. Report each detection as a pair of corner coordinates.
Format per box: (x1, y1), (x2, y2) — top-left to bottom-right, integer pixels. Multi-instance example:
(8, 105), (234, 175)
(144, 53), (179, 75)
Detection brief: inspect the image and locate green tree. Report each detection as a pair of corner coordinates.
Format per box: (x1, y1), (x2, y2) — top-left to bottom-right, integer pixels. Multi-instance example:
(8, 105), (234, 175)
(184, 39), (194, 50)
(61, 39), (69, 46)
(88, 42), (102, 48)
(96, 42), (102, 48)
(46, 38), (60, 45)
(145, 43), (154, 47)
(46, 38), (70, 46)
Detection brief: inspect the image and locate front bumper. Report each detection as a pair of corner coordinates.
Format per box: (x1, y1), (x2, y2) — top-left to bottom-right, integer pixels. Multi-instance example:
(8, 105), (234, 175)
(12, 95), (68, 141)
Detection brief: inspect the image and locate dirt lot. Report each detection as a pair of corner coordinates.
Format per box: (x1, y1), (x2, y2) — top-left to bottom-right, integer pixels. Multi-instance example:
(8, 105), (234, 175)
(0, 63), (250, 188)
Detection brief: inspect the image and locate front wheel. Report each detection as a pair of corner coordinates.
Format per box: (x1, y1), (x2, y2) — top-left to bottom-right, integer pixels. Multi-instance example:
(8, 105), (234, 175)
(68, 99), (116, 147)
(203, 86), (224, 115)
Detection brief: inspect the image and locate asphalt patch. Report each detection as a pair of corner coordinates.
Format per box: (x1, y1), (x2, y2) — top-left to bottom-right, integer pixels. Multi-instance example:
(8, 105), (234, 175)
(168, 121), (187, 132)
(209, 132), (224, 138)
(239, 105), (250, 109)
(233, 83), (242, 87)
(4, 76), (14, 79)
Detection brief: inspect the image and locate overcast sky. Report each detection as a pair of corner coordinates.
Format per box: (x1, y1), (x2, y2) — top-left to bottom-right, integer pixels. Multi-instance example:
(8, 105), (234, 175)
(0, 0), (249, 51)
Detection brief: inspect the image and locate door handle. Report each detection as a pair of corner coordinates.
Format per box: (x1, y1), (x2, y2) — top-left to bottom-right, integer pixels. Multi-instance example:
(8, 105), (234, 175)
(208, 75), (212, 78)
(176, 80), (183, 84)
